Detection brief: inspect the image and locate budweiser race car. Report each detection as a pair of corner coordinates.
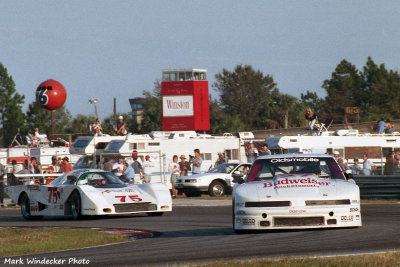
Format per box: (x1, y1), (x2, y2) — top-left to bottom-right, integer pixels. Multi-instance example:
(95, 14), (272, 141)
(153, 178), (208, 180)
(233, 154), (361, 232)
(6, 169), (172, 219)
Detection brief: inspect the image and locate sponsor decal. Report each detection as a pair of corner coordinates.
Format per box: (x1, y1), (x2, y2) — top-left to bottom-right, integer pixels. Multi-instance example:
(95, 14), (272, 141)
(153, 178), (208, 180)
(163, 95), (194, 117)
(263, 175), (331, 189)
(115, 195), (142, 202)
(28, 185), (40, 191)
(270, 158), (320, 163)
(47, 187), (58, 203)
(289, 210), (307, 213)
(242, 218), (255, 225)
(351, 200), (359, 204)
(350, 208), (359, 212)
(341, 215), (354, 222)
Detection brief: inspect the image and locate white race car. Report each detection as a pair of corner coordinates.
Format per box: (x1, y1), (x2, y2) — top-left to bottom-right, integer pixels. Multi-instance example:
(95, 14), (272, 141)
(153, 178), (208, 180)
(233, 154), (361, 233)
(6, 169), (172, 220)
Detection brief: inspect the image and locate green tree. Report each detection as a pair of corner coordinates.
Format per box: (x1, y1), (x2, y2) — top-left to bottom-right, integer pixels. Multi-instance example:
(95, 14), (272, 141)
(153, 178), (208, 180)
(209, 98), (246, 133)
(0, 62), (26, 146)
(322, 60), (363, 123)
(213, 65), (279, 130)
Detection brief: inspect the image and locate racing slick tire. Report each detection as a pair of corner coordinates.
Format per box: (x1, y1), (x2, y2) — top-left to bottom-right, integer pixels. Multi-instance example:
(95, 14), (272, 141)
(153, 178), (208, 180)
(147, 212), (164, 216)
(209, 180), (226, 197)
(69, 191), (82, 220)
(20, 193), (42, 220)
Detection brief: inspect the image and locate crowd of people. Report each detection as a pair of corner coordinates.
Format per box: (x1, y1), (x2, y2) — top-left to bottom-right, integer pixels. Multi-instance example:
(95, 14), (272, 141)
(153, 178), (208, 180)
(91, 116), (128, 136)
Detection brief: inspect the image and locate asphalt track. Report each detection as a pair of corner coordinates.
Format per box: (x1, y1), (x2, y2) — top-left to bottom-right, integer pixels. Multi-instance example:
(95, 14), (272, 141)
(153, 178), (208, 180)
(0, 202), (400, 266)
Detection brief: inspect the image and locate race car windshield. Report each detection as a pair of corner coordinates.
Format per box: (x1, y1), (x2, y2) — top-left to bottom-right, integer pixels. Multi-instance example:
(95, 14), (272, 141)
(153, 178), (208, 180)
(77, 172), (126, 188)
(207, 163), (238, 174)
(247, 157), (345, 182)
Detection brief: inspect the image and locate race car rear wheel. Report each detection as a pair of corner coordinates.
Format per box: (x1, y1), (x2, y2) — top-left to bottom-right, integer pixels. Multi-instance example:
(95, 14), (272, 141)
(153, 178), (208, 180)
(70, 191), (81, 220)
(20, 193), (32, 220)
(209, 180), (225, 197)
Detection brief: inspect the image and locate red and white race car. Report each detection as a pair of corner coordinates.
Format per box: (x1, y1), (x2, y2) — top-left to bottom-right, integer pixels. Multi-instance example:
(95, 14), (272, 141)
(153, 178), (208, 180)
(6, 169), (172, 219)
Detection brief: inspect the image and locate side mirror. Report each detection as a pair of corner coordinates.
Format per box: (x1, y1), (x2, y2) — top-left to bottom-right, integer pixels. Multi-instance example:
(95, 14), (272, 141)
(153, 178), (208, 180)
(237, 177), (245, 184)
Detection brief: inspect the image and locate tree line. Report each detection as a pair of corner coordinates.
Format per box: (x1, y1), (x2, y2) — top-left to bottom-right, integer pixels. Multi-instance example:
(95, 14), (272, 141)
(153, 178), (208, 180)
(0, 57), (398, 146)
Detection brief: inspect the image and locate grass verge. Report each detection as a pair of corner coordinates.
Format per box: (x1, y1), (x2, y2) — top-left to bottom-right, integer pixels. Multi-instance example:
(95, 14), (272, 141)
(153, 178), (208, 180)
(197, 251), (400, 267)
(0, 228), (128, 257)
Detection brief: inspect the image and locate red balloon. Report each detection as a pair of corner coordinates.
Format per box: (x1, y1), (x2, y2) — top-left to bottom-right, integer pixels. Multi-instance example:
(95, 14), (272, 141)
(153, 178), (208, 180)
(36, 79), (67, 110)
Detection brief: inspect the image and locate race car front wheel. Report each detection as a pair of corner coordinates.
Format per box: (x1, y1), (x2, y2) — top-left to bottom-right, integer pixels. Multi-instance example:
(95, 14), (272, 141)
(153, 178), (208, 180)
(70, 191), (81, 220)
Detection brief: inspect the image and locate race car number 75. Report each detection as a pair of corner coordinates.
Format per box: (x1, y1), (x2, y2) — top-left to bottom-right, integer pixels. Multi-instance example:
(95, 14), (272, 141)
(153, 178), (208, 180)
(115, 195), (142, 202)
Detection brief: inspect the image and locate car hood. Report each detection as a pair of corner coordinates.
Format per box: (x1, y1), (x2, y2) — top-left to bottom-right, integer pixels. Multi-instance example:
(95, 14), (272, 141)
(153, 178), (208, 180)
(236, 174), (339, 201)
(89, 185), (156, 203)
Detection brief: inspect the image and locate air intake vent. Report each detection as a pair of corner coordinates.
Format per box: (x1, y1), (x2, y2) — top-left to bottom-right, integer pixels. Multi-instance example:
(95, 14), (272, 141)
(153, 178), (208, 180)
(245, 201), (291, 207)
(305, 199), (351, 206)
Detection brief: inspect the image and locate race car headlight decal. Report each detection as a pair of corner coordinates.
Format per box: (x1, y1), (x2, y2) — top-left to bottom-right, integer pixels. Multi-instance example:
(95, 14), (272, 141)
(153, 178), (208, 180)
(236, 210), (246, 215)
(305, 199), (351, 206)
(245, 201), (291, 207)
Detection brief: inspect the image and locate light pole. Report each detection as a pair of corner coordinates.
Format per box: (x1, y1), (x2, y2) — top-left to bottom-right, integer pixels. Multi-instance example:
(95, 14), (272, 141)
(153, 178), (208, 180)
(89, 98), (99, 119)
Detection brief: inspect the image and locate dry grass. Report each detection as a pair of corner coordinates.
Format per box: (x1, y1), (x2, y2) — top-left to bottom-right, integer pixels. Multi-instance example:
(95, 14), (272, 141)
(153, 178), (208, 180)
(197, 252), (400, 267)
(0, 228), (128, 257)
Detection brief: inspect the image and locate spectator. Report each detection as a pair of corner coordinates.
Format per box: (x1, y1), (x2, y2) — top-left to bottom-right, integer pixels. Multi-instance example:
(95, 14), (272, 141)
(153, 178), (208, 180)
(30, 157), (43, 174)
(168, 155), (180, 198)
(242, 166), (249, 175)
(384, 153), (395, 175)
(191, 149), (203, 175)
(178, 155), (191, 176)
(385, 119), (394, 134)
(214, 152), (225, 167)
(333, 151), (342, 162)
(121, 161), (135, 184)
(131, 153), (143, 183)
(34, 128), (49, 145)
(114, 116), (127, 136)
(337, 158), (348, 172)
(142, 155), (153, 183)
(103, 157), (115, 172)
(47, 156), (61, 174)
(112, 157), (125, 177)
(349, 157), (362, 175)
(246, 141), (258, 163)
(11, 160), (21, 174)
(362, 154), (376, 175)
(377, 118), (387, 134)
(0, 163), (6, 207)
(259, 143), (271, 156)
(305, 108), (318, 135)
(60, 157), (73, 173)
(91, 118), (103, 136)
(17, 159), (32, 174)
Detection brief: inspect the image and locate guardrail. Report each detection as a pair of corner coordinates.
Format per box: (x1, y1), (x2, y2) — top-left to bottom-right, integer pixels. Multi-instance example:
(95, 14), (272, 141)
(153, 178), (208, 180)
(354, 175), (400, 199)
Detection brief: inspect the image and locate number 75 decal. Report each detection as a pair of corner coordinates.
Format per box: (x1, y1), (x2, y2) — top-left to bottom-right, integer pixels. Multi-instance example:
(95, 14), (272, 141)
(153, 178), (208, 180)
(115, 195), (142, 202)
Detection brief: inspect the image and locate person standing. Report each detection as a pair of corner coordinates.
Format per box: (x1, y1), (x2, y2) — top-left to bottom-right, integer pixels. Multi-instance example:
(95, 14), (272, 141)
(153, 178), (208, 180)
(349, 157), (362, 175)
(60, 157), (73, 173)
(259, 144), (271, 156)
(178, 155), (191, 176)
(112, 157), (125, 177)
(168, 155), (180, 198)
(91, 118), (103, 136)
(384, 153), (396, 175)
(103, 157), (115, 172)
(214, 152), (225, 167)
(305, 108), (318, 135)
(246, 141), (258, 163)
(131, 153), (143, 183)
(11, 160), (21, 174)
(142, 155), (153, 183)
(362, 154), (376, 175)
(121, 161), (135, 184)
(191, 149), (203, 175)
(114, 116), (127, 136)
(0, 163), (6, 207)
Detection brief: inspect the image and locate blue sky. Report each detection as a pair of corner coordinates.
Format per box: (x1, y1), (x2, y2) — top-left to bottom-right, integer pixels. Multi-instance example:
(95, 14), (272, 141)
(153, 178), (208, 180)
(1, 1), (399, 119)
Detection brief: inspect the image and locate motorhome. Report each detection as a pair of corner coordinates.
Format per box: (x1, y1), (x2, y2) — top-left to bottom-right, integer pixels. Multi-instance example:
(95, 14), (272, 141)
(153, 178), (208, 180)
(70, 135), (127, 169)
(101, 131), (259, 184)
(266, 129), (400, 168)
